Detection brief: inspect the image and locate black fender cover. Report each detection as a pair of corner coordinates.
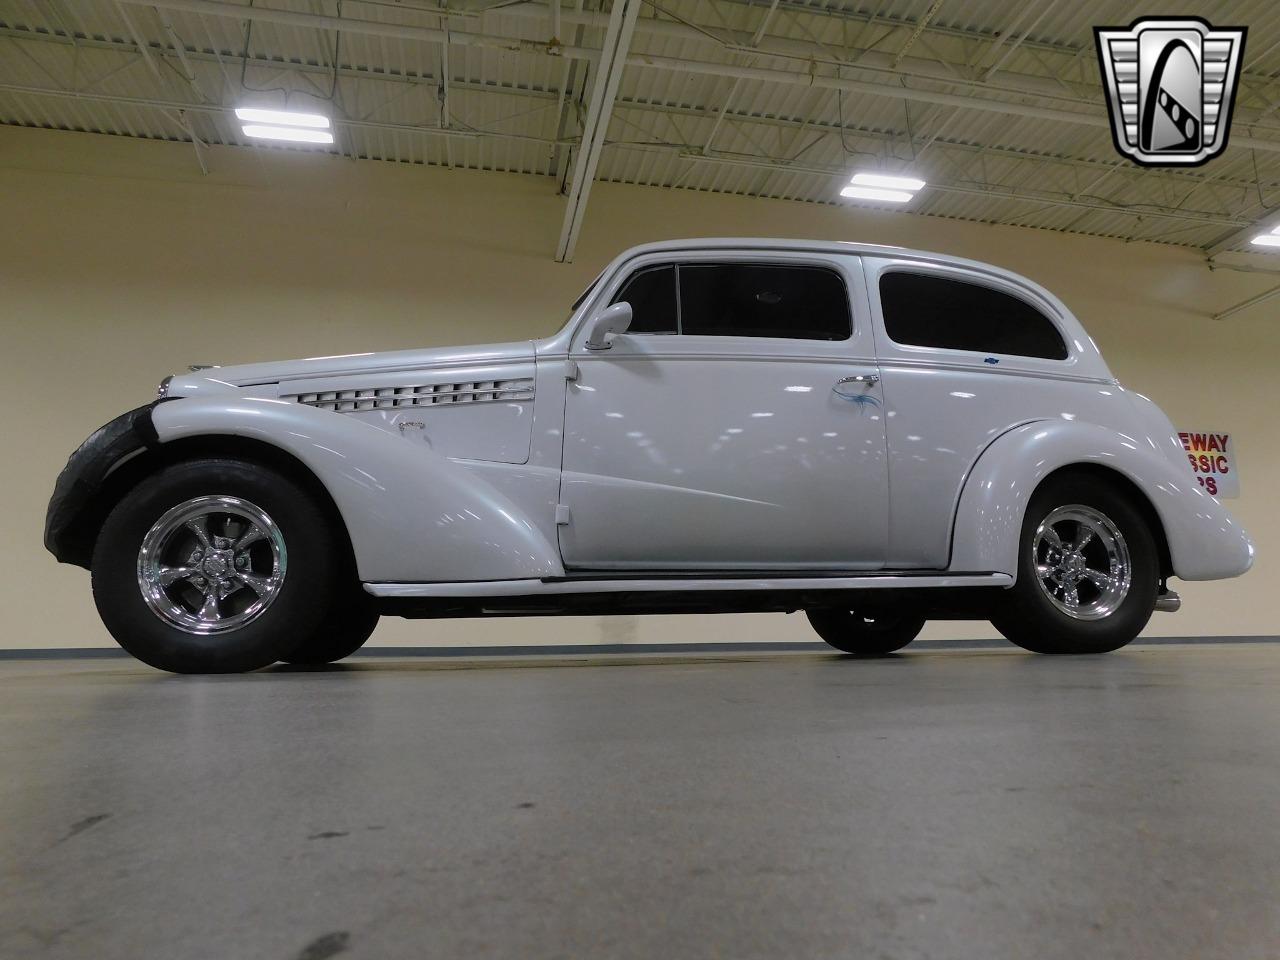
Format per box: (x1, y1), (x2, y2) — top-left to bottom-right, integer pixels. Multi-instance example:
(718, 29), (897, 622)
(44, 402), (165, 567)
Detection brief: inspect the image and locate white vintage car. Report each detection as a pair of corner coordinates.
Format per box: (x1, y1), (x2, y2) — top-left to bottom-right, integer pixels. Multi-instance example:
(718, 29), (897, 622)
(46, 239), (1253, 672)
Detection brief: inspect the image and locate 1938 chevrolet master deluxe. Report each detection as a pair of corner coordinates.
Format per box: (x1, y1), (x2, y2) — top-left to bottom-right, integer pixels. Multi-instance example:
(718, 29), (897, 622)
(45, 239), (1254, 672)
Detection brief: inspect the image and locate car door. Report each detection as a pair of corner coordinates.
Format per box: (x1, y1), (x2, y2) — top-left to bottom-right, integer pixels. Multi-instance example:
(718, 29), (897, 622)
(863, 257), (1086, 569)
(558, 252), (889, 571)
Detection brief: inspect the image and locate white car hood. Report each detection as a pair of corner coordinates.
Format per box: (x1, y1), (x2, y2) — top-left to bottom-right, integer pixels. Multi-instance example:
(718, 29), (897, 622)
(165, 340), (536, 394)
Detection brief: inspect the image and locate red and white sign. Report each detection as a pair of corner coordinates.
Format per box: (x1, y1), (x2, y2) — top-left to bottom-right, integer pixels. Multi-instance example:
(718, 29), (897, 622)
(1178, 430), (1238, 498)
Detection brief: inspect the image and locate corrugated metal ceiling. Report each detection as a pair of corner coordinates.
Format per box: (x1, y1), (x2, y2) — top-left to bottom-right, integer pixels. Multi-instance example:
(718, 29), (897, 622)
(2, 0), (1279, 256)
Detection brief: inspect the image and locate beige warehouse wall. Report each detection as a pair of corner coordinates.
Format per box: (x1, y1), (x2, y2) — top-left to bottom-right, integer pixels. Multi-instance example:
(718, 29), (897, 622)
(1, 124), (1276, 649)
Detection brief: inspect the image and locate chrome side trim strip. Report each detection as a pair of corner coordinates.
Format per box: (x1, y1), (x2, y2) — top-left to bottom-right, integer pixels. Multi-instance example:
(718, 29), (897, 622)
(877, 357), (1118, 385)
(573, 352), (879, 365)
(364, 573), (1013, 598)
(566, 351), (1114, 386)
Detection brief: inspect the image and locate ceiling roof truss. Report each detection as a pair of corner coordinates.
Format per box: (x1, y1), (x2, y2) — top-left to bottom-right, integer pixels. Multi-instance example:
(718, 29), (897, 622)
(2, 0), (1280, 258)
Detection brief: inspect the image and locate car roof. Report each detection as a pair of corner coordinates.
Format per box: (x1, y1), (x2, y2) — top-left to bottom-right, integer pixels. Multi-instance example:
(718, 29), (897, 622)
(615, 237), (1011, 277)
(606, 236), (1084, 332)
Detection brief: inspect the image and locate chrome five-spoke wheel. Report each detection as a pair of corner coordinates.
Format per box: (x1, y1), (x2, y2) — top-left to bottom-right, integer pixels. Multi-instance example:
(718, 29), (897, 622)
(1032, 504), (1131, 622)
(94, 459), (344, 672)
(992, 476), (1158, 655)
(136, 495), (287, 634)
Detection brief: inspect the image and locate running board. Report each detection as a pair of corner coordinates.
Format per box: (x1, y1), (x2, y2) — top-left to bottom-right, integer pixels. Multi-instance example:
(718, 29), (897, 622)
(364, 573), (1012, 599)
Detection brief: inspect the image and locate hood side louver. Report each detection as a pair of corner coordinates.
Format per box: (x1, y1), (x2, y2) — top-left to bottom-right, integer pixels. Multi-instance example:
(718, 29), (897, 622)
(285, 378), (534, 413)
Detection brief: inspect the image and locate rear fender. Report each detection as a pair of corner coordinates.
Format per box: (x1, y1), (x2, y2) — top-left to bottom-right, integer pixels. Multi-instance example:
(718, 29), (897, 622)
(151, 397), (563, 582)
(951, 420), (1254, 582)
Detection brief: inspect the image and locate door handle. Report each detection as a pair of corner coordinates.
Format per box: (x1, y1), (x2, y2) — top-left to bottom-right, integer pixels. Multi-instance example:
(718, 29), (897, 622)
(833, 374), (880, 397)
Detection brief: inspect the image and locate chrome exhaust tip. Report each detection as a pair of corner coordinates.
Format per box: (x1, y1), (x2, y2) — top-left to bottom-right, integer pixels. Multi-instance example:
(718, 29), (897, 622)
(1155, 590), (1182, 613)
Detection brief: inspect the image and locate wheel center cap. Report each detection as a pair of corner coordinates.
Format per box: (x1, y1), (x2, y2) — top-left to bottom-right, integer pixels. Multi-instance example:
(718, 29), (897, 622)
(201, 551), (232, 578)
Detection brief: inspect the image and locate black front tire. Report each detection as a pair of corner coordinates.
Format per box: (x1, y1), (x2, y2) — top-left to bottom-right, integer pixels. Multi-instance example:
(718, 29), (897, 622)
(991, 474), (1158, 655)
(806, 608), (926, 656)
(281, 592), (380, 665)
(92, 458), (347, 673)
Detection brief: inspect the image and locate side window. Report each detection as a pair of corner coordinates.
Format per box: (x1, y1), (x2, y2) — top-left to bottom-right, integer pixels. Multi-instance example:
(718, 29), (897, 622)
(879, 271), (1068, 360)
(610, 264), (677, 334)
(679, 263), (851, 340)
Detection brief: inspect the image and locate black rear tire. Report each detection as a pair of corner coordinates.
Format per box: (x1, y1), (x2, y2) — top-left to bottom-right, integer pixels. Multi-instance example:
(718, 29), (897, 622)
(281, 592), (379, 664)
(92, 458), (346, 673)
(806, 608), (925, 656)
(991, 474), (1158, 654)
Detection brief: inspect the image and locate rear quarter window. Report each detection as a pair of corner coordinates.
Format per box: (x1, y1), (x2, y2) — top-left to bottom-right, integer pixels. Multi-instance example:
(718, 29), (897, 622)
(879, 271), (1068, 361)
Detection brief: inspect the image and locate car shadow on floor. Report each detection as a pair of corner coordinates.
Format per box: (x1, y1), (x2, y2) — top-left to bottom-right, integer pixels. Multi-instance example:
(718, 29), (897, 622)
(257, 650), (949, 675)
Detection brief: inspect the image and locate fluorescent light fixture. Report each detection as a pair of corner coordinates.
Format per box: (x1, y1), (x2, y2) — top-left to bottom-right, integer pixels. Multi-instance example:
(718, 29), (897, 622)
(1250, 233), (1280, 247)
(234, 107), (330, 129)
(850, 172), (927, 192)
(840, 185), (914, 203)
(241, 124), (335, 144)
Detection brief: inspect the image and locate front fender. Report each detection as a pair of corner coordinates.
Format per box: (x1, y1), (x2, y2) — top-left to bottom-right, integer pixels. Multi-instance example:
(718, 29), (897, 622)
(950, 420), (1254, 582)
(45, 402), (163, 566)
(151, 397), (564, 582)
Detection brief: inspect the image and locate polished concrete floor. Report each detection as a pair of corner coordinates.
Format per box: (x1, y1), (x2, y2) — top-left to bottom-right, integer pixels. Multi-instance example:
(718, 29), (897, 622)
(2, 644), (1278, 960)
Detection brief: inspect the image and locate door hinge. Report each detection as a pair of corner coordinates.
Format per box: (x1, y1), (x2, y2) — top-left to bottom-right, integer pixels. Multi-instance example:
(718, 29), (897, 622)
(563, 359), (579, 382)
(555, 504), (572, 526)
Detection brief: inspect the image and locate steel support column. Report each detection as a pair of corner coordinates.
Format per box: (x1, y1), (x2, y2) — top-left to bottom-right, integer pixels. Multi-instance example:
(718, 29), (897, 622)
(554, 0), (640, 263)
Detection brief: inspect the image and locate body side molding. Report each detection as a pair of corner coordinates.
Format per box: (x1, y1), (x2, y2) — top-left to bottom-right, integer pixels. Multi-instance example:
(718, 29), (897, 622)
(365, 573), (1012, 598)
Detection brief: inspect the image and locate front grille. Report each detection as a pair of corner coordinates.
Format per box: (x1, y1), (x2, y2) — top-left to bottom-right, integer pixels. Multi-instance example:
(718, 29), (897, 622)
(286, 378), (534, 412)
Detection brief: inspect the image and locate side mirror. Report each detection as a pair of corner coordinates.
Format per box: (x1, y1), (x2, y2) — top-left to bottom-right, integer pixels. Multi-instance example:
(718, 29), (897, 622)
(583, 302), (633, 351)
